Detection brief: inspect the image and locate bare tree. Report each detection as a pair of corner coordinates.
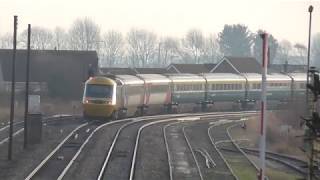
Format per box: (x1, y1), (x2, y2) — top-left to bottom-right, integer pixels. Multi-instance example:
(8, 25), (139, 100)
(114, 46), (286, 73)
(277, 40), (292, 64)
(311, 33), (320, 67)
(158, 37), (181, 66)
(183, 29), (205, 63)
(101, 30), (123, 66)
(0, 33), (13, 49)
(53, 27), (68, 50)
(126, 29), (157, 67)
(68, 17), (101, 51)
(203, 34), (221, 63)
(20, 26), (53, 49)
(293, 43), (307, 64)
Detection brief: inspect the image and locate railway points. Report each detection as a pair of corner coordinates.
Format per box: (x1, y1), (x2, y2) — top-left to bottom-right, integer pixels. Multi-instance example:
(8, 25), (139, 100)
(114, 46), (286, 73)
(0, 111), (306, 180)
(97, 116), (182, 180)
(210, 122), (259, 179)
(184, 119), (237, 179)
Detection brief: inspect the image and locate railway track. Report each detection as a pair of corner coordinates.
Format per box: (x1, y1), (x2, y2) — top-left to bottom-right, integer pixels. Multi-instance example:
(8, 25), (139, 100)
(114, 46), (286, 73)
(183, 117), (237, 180)
(129, 118), (178, 180)
(60, 114), (184, 180)
(97, 117), (174, 180)
(239, 147), (308, 176)
(97, 112), (255, 180)
(0, 115), (80, 146)
(22, 111), (257, 180)
(24, 121), (99, 180)
(210, 122), (259, 179)
(164, 121), (203, 180)
(130, 120), (176, 180)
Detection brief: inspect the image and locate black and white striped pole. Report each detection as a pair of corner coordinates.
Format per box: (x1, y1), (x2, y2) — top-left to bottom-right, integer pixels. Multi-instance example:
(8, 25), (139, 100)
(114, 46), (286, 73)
(259, 33), (268, 180)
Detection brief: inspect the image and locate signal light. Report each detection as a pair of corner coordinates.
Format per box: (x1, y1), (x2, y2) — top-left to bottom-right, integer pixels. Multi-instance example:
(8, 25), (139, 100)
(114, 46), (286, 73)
(302, 112), (320, 136)
(307, 68), (320, 101)
(83, 99), (89, 104)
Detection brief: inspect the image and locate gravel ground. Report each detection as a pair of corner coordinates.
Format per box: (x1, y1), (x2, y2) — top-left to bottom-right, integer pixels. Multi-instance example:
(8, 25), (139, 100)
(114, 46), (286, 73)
(62, 120), (131, 180)
(0, 122), (24, 141)
(0, 119), (84, 180)
(133, 121), (175, 180)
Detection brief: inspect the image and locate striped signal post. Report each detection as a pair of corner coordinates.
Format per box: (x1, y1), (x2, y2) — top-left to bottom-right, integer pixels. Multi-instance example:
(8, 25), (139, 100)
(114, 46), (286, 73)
(259, 33), (268, 180)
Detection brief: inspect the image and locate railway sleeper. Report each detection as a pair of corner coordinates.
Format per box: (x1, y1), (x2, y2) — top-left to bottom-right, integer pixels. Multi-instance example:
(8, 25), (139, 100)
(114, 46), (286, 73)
(62, 142), (82, 148)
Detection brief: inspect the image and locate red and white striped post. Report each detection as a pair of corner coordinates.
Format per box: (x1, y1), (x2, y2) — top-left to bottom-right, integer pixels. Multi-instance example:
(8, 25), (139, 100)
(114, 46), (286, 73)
(259, 33), (268, 180)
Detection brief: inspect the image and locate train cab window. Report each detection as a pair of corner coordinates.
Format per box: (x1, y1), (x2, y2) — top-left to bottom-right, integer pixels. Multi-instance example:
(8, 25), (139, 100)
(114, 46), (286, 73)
(85, 84), (113, 98)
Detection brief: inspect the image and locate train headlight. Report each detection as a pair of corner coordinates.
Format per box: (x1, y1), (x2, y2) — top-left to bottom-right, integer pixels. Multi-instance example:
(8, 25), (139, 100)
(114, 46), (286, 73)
(106, 101), (112, 105)
(84, 99), (89, 104)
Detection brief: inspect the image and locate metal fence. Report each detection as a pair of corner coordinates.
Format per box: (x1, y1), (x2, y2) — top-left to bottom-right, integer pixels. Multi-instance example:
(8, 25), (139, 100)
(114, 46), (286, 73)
(0, 81), (48, 94)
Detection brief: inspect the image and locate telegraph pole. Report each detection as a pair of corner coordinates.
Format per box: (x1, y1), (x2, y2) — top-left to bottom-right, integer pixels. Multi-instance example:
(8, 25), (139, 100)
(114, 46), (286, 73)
(8, 15), (18, 160)
(24, 24), (31, 149)
(306, 5), (313, 114)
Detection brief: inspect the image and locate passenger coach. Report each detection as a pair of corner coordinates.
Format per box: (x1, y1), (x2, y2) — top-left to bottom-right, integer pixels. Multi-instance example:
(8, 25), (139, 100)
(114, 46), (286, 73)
(82, 72), (307, 120)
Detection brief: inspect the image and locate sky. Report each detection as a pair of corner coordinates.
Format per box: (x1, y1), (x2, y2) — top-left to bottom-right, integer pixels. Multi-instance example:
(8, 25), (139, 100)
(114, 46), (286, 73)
(0, 0), (320, 45)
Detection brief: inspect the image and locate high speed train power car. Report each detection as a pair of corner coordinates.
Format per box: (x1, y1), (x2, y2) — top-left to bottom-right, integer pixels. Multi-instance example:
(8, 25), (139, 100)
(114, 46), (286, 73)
(82, 73), (306, 120)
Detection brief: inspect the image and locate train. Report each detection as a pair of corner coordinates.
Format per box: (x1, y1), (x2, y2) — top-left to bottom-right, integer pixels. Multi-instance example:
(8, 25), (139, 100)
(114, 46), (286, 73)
(82, 72), (307, 120)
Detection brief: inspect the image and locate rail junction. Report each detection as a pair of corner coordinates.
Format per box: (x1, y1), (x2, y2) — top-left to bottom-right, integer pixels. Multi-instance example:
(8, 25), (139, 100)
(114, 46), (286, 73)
(0, 111), (309, 180)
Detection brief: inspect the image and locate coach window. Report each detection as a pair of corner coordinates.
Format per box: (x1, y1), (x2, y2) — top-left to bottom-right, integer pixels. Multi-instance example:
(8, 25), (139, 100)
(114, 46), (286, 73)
(211, 84), (215, 90)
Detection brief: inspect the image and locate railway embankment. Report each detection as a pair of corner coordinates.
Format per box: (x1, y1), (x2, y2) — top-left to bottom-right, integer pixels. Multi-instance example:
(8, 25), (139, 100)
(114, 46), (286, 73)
(229, 111), (307, 180)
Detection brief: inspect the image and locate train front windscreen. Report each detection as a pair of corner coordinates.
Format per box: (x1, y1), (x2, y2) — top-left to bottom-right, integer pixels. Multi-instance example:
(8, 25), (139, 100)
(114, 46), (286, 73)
(85, 84), (113, 98)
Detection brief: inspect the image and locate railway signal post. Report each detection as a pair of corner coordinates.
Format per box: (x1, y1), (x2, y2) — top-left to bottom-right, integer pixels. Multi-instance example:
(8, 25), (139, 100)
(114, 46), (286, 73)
(259, 32), (268, 180)
(303, 67), (320, 180)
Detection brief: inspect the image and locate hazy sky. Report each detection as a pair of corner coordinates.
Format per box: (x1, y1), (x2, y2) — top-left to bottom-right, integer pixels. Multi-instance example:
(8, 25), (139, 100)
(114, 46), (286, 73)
(1, 0), (320, 45)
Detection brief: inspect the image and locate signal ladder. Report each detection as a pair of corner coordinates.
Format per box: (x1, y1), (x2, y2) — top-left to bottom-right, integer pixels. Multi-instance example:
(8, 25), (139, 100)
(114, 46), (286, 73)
(306, 70), (320, 179)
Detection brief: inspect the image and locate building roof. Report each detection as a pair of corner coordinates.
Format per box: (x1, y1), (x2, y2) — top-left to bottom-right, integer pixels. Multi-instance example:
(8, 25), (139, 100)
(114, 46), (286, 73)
(269, 64), (307, 73)
(99, 67), (138, 75)
(135, 68), (168, 74)
(211, 56), (261, 74)
(0, 49), (98, 97)
(0, 49), (98, 81)
(166, 63), (216, 74)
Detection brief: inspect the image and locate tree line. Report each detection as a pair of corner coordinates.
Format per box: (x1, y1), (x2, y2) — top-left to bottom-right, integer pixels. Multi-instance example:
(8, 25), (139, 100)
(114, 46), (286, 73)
(0, 17), (317, 67)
